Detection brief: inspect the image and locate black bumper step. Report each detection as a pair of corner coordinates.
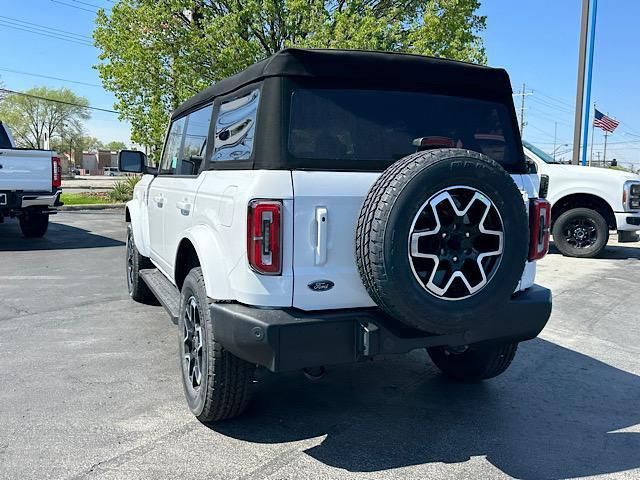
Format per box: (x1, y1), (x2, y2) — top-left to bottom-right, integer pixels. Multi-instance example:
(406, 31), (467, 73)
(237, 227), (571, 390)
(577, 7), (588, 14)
(212, 285), (552, 372)
(140, 268), (181, 323)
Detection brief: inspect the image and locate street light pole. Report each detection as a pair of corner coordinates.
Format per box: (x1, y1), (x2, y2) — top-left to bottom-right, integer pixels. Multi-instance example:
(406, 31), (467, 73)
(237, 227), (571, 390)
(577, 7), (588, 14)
(580, 0), (598, 166)
(572, 0), (590, 165)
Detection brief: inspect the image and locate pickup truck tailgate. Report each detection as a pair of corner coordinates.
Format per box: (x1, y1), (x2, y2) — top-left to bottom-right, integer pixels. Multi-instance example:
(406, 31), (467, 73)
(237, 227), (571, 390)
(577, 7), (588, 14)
(0, 149), (52, 192)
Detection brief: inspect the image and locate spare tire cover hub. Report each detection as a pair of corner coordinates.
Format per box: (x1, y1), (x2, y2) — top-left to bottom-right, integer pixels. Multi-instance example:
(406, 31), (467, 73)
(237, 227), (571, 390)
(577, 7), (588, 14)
(408, 186), (504, 300)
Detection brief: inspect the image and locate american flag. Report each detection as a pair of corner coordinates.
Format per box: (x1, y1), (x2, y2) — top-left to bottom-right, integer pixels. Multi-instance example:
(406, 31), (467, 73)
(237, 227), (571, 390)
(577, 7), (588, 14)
(593, 109), (619, 133)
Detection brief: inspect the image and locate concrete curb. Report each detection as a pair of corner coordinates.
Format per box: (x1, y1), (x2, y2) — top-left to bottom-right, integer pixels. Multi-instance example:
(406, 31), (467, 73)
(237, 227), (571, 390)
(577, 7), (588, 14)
(59, 203), (126, 211)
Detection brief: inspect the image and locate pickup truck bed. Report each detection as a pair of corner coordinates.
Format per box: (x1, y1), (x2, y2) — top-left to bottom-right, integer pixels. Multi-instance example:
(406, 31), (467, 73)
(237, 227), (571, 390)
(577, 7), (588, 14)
(0, 121), (62, 237)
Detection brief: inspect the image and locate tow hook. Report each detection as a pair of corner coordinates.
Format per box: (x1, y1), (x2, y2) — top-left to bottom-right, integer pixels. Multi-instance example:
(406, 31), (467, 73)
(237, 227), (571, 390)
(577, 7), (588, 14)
(303, 366), (326, 381)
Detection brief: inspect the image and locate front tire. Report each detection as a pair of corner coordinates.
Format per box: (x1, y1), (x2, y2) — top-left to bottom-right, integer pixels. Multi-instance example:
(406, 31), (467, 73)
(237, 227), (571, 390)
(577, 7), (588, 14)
(179, 267), (255, 422)
(427, 342), (518, 381)
(19, 211), (49, 238)
(126, 224), (156, 304)
(552, 208), (609, 258)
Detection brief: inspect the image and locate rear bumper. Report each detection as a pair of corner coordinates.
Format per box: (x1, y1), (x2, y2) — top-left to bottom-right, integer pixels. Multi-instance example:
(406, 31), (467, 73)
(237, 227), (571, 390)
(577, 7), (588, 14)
(212, 284), (552, 372)
(0, 189), (62, 214)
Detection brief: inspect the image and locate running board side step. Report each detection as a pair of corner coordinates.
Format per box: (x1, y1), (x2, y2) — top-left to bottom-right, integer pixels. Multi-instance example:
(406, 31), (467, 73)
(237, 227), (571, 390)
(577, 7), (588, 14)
(139, 268), (181, 323)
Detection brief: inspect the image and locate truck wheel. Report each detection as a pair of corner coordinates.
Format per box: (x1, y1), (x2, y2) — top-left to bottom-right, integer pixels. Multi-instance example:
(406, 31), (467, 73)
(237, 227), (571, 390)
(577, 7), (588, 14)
(19, 211), (49, 238)
(356, 149), (528, 334)
(552, 208), (609, 258)
(179, 267), (255, 422)
(427, 342), (518, 381)
(126, 224), (156, 304)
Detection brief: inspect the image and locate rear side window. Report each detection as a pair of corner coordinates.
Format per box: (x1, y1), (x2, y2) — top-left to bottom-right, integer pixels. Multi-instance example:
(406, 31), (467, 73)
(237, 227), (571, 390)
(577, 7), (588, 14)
(288, 89), (522, 171)
(212, 89), (260, 162)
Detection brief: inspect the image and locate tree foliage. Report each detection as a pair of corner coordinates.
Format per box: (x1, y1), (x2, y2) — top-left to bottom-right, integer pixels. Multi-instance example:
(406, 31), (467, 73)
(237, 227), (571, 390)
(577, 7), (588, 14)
(103, 140), (128, 151)
(0, 87), (90, 149)
(94, 0), (486, 158)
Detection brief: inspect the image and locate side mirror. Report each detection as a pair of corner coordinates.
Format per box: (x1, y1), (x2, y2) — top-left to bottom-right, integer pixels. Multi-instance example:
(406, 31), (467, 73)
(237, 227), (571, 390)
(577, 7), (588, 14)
(118, 150), (147, 173)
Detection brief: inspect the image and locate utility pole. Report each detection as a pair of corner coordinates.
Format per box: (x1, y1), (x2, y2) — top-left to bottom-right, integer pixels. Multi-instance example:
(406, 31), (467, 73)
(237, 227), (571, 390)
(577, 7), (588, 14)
(514, 84), (531, 137)
(597, 151), (601, 165)
(603, 131), (609, 165)
(553, 122), (558, 161)
(519, 83), (527, 136)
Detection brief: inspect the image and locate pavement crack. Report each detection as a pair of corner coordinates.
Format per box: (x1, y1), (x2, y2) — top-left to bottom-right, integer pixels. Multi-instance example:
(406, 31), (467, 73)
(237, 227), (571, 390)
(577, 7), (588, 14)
(65, 422), (199, 480)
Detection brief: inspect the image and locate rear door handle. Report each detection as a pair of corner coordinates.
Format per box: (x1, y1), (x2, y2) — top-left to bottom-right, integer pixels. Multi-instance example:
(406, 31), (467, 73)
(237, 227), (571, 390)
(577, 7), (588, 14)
(176, 201), (191, 216)
(315, 207), (328, 265)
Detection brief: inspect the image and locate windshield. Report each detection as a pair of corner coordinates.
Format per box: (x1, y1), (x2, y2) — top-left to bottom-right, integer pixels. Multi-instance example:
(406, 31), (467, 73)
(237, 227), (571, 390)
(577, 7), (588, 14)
(288, 88), (523, 172)
(522, 140), (559, 164)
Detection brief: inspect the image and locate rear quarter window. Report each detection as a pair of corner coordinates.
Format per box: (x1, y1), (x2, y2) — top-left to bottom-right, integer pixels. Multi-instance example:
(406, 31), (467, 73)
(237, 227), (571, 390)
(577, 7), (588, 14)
(0, 125), (11, 148)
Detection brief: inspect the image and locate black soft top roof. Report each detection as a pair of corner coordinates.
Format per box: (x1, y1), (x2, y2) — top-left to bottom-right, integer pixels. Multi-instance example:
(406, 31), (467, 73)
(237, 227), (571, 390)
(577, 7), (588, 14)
(172, 48), (513, 119)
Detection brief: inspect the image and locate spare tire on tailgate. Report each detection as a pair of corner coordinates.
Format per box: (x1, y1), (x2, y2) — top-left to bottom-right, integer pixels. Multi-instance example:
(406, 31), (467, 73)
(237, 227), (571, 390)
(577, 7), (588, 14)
(356, 148), (528, 334)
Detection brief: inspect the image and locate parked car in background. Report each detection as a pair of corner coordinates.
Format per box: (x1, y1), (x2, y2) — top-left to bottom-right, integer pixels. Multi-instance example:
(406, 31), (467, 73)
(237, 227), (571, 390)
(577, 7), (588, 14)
(121, 49), (552, 422)
(523, 140), (640, 257)
(0, 121), (62, 237)
(104, 166), (121, 176)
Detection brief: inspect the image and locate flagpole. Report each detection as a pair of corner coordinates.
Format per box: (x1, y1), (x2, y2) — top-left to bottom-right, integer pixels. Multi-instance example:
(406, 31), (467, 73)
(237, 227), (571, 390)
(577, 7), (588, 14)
(589, 102), (595, 167)
(603, 131), (608, 166)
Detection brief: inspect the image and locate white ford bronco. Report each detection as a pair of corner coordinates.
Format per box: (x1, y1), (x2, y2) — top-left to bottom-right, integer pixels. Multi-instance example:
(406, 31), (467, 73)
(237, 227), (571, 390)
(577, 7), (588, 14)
(523, 140), (640, 258)
(120, 49), (552, 422)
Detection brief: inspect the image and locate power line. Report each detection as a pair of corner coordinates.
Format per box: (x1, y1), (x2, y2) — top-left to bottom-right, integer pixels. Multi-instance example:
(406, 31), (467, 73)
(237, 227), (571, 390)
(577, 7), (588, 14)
(0, 22), (93, 47)
(0, 67), (102, 88)
(69, 0), (109, 9)
(0, 88), (118, 114)
(0, 15), (92, 40)
(50, 0), (101, 13)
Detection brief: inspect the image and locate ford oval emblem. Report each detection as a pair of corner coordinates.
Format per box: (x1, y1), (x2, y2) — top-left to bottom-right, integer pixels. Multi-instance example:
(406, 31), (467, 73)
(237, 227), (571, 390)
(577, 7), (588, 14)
(308, 280), (334, 292)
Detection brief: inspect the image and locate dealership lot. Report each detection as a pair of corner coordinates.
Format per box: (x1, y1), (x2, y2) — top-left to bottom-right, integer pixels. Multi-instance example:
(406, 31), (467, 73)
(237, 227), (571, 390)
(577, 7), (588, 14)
(0, 211), (639, 480)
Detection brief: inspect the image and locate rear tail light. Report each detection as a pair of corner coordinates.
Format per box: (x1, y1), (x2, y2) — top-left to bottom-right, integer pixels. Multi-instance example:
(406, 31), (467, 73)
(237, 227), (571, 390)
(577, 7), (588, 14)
(247, 200), (282, 275)
(529, 198), (551, 261)
(52, 156), (61, 188)
(539, 174), (549, 198)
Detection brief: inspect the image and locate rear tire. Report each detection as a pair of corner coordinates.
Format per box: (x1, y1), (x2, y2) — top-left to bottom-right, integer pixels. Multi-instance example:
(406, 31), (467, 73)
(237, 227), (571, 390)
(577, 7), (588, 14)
(179, 267), (255, 422)
(552, 207), (609, 258)
(19, 211), (49, 238)
(427, 342), (518, 381)
(126, 224), (156, 304)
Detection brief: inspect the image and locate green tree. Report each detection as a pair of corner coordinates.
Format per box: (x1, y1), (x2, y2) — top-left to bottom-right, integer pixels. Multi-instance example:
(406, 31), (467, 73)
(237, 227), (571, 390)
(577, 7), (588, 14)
(52, 134), (104, 164)
(103, 140), (128, 151)
(0, 87), (90, 149)
(94, 0), (486, 158)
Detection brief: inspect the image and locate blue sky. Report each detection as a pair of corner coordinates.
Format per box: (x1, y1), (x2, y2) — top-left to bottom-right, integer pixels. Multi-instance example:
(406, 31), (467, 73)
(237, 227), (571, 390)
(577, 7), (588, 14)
(0, 0), (638, 165)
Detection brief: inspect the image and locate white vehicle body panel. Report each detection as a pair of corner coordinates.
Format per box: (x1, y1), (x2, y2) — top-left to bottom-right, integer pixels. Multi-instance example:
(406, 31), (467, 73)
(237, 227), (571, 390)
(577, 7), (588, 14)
(130, 167), (538, 312)
(524, 145), (640, 231)
(290, 171), (539, 311)
(0, 149), (54, 192)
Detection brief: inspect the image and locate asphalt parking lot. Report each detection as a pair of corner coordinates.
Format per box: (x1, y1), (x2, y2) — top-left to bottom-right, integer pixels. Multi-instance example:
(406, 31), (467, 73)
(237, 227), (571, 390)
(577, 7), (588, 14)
(1, 211), (639, 480)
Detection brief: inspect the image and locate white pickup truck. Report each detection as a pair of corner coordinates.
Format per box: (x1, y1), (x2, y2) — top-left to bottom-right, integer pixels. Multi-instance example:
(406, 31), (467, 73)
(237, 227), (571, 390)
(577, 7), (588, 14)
(523, 141), (640, 257)
(120, 49), (552, 422)
(0, 121), (62, 237)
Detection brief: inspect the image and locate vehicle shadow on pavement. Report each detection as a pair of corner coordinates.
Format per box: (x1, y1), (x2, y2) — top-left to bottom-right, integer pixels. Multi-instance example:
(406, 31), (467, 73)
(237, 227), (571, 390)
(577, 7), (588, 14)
(548, 241), (640, 260)
(212, 339), (640, 480)
(0, 218), (124, 251)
